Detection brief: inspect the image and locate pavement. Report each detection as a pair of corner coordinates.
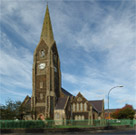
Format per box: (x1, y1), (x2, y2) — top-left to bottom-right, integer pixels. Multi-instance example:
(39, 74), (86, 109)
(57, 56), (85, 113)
(1, 128), (136, 135)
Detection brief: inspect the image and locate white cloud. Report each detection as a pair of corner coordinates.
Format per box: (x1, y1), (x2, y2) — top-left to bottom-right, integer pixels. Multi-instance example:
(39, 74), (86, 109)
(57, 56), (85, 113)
(0, 88), (27, 97)
(0, 1), (135, 109)
(1, 1), (44, 45)
(0, 32), (32, 89)
(62, 65), (136, 108)
(62, 72), (78, 84)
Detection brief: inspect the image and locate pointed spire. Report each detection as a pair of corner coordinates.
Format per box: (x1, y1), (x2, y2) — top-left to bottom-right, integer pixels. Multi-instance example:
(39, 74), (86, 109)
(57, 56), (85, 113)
(40, 5), (54, 45)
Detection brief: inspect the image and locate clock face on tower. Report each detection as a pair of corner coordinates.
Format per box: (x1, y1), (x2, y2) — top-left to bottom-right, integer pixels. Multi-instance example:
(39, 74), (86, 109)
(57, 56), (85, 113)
(39, 63), (46, 69)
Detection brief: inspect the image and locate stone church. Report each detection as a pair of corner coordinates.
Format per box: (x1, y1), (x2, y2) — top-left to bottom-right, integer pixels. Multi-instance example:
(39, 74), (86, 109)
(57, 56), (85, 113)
(22, 5), (104, 121)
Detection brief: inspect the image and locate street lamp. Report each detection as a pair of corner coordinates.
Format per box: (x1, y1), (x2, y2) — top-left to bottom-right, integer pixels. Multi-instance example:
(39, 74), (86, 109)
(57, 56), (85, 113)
(108, 86), (123, 120)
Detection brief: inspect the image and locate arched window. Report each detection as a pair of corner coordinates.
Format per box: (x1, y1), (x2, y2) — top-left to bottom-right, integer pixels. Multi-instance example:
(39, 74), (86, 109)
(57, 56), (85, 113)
(73, 103), (75, 112)
(40, 50), (45, 58)
(84, 103), (87, 111)
(82, 115), (84, 120)
(55, 113), (59, 119)
(75, 115), (77, 120)
(80, 103), (83, 111)
(77, 103), (79, 112)
(79, 115), (81, 120)
(40, 93), (43, 100)
(77, 115), (79, 120)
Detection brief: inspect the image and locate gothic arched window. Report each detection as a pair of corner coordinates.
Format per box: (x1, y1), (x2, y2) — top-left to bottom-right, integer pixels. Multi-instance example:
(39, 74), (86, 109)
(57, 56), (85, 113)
(40, 50), (45, 58)
(79, 115), (81, 120)
(55, 113), (60, 119)
(75, 115), (77, 120)
(84, 103), (87, 111)
(77, 103), (79, 112)
(80, 103), (83, 111)
(82, 115), (84, 120)
(73, 103), (75, 112)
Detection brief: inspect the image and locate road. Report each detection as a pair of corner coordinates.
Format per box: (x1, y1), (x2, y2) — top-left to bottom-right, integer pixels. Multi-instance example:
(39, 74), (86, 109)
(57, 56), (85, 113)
(2, 128), (136, 135)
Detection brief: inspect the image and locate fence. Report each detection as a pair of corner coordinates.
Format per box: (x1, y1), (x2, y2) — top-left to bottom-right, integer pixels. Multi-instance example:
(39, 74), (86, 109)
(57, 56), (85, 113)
(0, 119), (135, 129)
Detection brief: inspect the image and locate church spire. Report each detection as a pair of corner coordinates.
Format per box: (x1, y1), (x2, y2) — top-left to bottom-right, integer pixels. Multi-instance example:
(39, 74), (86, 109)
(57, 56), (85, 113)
(40, 5), (54, 45)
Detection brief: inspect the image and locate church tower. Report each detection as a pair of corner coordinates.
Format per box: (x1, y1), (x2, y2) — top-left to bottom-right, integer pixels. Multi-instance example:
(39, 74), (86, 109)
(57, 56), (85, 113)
(31, 5), (61, 119)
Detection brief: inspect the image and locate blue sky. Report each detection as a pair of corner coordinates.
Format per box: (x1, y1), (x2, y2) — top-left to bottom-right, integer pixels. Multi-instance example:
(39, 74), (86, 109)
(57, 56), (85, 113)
(0, 0), (135, 109)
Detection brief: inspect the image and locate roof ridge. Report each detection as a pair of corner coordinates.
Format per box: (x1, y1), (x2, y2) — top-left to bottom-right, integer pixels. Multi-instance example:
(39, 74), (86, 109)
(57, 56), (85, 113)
(89, 100), (103, 101)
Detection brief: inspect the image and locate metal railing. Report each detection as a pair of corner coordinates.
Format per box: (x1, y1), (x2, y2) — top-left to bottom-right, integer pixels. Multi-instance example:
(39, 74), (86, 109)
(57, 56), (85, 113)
(0, 119), (135, 129)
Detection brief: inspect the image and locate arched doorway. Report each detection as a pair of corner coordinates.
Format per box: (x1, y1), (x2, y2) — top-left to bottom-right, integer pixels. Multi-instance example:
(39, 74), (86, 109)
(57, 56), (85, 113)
(37, 113), (45, 120)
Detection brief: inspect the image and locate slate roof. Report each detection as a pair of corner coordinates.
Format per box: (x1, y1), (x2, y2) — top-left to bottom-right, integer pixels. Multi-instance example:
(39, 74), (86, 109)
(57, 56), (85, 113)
(61, 88), (73, 97)
(55, 97), (68, 109)
(21, 95), (31, 113)
(22, 95), (31, 107)
(89, 100), (103, 113)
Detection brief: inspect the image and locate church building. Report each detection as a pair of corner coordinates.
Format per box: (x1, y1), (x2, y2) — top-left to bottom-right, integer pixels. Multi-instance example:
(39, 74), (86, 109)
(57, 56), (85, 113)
(22, 5), (104, 121)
